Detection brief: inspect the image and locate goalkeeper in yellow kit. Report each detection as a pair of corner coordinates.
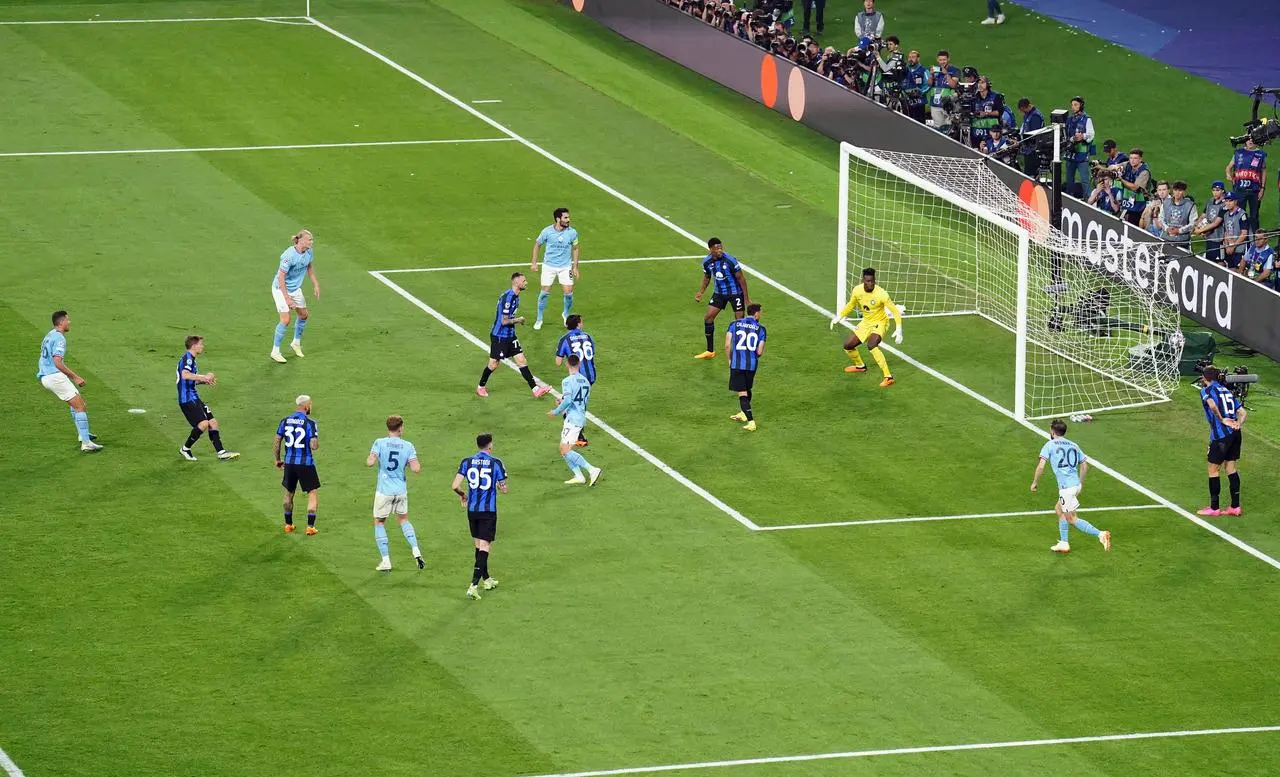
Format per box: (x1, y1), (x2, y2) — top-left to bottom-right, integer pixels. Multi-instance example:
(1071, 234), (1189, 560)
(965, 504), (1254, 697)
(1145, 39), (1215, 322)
(829, 267), (902, 387)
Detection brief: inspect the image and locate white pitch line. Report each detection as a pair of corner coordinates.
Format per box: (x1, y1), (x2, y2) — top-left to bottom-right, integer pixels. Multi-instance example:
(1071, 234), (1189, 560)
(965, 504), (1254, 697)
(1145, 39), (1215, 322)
(373, 255), (704, 274)
(520, 724), (1280, 777)
(0, 137), (514, 159)
(314, 17), (1280, 572)
(368, 271), (759, 531)
(0, 15), (308, 25)
(0, 745), (25, 777)
(472, 99), (504, 104)
(757, 503), (1168, 532)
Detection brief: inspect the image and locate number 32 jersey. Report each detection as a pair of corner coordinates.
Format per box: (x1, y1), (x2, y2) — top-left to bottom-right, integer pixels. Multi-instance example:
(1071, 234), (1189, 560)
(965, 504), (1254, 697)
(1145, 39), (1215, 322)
(371, 436), (418, 496)
(277, 411), (318, 466)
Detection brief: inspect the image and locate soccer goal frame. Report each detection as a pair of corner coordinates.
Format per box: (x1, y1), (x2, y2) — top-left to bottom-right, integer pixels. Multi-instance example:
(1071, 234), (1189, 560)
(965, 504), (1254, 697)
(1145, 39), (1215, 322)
(837, 141), (1178, 421)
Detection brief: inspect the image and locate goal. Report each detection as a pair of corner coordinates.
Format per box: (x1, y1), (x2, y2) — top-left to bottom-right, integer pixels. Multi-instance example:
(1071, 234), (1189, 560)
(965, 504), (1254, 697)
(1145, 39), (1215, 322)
(836, 142), (1184, 420)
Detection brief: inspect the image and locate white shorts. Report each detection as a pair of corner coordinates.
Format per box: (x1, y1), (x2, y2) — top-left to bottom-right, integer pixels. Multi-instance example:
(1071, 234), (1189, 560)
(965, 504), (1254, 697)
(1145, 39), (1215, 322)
(540, 264), (574, 288)
(271, 284), (307, 314)
(41, 373), (79, 402)
(560, 422), (583, 446)
(1058, 486), (1081, 514)
(373, 492), (408, 519)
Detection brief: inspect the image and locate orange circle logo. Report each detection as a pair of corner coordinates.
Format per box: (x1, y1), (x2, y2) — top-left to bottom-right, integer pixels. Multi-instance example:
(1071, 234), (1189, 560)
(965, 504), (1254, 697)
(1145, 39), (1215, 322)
(760, 55), (779, 109)
(1017, 178), (1050, 242)
(787, 66), (806, 121)
(572, 0), (585, 10)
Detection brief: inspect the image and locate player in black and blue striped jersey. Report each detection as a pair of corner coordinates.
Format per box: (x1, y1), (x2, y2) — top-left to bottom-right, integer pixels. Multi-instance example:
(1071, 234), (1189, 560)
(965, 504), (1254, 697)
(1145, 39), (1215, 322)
(477, 272), (552, 399)
(1197, 366), (1246, 517)
(693, 237), (751, 360)
(274, 394), (320, 535)
(177, 335), (239, 462)
(452, 433), (509, 600)
(725, 303), (766, 432)
(555, 314), (595, 447)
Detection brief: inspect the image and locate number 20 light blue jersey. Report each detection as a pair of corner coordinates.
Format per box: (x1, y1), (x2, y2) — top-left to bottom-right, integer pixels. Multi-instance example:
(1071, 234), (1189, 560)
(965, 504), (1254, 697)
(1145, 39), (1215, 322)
(555, 373), (592, 427)
(1039, 437), (1086, 489)
(370, 436), (418, 496)
(276, 246), (313, 292)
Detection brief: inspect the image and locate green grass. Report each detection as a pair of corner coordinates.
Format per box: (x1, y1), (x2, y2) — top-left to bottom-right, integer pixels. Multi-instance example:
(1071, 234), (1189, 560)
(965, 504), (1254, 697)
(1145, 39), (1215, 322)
(1, 2), (1279, 776)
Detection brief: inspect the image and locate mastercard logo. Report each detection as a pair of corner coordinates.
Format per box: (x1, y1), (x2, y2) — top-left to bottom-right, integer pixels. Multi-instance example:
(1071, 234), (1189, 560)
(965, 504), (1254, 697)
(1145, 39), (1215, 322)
(1017, 179), (1051, 241)
(572, 0), (585, 10)
(759, 55), (806, 121)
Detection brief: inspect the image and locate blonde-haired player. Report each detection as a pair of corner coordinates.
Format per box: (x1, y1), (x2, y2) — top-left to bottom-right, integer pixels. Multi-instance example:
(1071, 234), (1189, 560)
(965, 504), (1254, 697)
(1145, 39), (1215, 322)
(830, 267), (902, 387)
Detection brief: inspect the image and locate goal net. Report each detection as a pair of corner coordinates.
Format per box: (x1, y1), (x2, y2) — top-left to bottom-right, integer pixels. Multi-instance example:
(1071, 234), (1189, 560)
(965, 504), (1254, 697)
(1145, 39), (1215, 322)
(837, 142), (1184, 420)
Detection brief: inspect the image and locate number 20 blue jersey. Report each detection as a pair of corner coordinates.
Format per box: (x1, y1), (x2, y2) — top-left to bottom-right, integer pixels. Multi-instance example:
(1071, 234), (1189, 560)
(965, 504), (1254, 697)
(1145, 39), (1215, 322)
(727, 316), (766, 371)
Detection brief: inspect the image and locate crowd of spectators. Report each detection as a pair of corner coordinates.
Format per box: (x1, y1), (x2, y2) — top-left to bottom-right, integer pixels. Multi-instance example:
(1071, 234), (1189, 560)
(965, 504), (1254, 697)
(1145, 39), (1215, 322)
(664, 0), (1278, 290)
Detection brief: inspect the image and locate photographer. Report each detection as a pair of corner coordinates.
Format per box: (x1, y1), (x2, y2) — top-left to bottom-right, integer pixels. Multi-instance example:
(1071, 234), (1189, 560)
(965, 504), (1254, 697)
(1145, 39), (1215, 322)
(927, 51), (960, 131)
(970, 76), (1004, 150)
(1226, 136), (1267, 230)
(874, 35), (906, 105)
(1157, 181), (1198, 245)
(981, 125), (1016, 166)
(853, 0), (884, 39)
(1063, 96), (1096, 198)
(1016, 98), (1045, 178)
(1087, 170), (1122, 216)
(902, 50), (929, 123)
(847, 36), (879, 95)
(1193, 181), (1228, 264)
(1100, 139), (1126, 168)
(1237, 230), (1276, 287)
(1220, 191), (1249, 268)
(1115, 148), (1152, 226)
(1140, 180), (1169, 236)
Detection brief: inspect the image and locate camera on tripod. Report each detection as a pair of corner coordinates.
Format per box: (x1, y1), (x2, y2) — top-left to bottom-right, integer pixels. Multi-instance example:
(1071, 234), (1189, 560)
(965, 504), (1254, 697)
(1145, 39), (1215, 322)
(1195, 360), (1259, 402)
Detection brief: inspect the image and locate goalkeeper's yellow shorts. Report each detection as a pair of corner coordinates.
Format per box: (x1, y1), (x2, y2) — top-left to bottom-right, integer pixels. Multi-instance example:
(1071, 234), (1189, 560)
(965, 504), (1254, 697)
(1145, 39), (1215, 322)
(854, 320), (887, 343)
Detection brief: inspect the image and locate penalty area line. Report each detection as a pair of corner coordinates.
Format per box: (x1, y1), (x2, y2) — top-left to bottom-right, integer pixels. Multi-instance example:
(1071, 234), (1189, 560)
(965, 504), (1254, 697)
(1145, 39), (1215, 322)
(368, 271), (760, 531)
(0, 744), (25, 777)
(372, 255), (704, 274)
(0, 15), (307, 25)
(0, 137), (515, 159)
(756, 503), (1169, 532)
(315, 14), (1280, 573)
(519, 724), (1280, 777)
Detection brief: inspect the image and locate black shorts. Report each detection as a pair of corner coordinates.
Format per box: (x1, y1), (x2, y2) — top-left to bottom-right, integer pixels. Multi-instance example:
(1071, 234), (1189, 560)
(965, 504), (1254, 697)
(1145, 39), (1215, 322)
(1207, 431), (1242, 465)
(489, 335), (523, 360)
(179, 401), (213, 428)
(468, 511), (498, 542)
(282, 463), (321, 493)
(729, 368), (756, 392)
(710, 293), (745, 313)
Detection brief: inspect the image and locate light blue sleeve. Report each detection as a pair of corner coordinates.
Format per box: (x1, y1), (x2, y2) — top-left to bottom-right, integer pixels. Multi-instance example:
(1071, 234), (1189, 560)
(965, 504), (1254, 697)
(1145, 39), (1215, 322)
(407, 442), (418, 462)
(279, 250), (292, 273)
(1038, 441), (1053, 460)
(536, 227), (549, 246)
(371, 439), (383, 458)
(569, 227), (580, 245)
(552, 380), (574, 416)
(1074, 442), (1087, 462)
(52, 333), (66, 357)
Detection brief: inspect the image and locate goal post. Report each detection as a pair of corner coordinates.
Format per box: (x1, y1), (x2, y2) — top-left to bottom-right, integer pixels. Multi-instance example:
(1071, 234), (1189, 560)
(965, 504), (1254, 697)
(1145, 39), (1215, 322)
(836, 141), (1184, 420)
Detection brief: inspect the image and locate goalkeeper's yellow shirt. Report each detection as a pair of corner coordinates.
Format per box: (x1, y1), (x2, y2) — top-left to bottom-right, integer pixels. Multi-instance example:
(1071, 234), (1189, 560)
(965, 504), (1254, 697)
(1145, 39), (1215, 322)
(839, 284), (900, 327)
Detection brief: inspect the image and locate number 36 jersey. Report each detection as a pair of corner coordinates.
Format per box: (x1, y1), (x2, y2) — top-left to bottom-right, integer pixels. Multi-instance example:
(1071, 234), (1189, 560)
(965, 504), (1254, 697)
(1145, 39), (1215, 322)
(371, 436), (418, 496)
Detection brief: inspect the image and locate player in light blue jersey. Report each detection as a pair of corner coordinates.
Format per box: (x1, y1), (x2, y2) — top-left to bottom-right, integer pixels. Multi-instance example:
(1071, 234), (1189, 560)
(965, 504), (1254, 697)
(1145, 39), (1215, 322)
(531, 207), (580, 330)
(366, 415), (423, 571)
(547, 355), (602, 486)
(269, 229), (321, 363)
(1031, 419), (1111, 554)
(37, 310), (102, 452)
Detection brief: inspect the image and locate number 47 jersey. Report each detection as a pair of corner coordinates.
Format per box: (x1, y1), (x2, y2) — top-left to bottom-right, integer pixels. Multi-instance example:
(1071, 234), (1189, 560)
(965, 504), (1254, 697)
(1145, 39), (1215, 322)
(371, 436), (417, 496)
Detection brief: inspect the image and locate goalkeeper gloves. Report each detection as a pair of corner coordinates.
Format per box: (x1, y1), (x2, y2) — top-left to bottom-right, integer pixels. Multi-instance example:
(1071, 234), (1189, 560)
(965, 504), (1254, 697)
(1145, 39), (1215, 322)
(893, 327), (903, 345)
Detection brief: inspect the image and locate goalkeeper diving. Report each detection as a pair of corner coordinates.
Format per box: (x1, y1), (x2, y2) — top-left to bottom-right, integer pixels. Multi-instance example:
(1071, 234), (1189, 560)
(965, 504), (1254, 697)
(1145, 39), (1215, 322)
(830, 267), (902, 387)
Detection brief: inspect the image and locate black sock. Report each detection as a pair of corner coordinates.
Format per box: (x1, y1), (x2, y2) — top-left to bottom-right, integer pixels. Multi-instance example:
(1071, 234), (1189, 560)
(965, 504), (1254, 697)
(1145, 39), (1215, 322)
(184, 428), (203, 449)
(518, 365), (537, 389)
(704, 322), (715, 352)
(738, 394), (753, 421)
(479, 549), (490, 580)
(479, 366), (494, 387)
(307, 511), (316, 528)
(284, 510), (293, 526)
(577, 429), (587, 442)
(1228, 472), (1241, 509)
(472, 548), (485, 585)
(1208, 476), (1221, 510)
(208, 429), (224, 453)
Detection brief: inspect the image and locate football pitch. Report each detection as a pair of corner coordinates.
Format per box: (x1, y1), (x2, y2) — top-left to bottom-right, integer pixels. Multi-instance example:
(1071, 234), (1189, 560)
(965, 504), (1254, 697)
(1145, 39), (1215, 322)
(2, 2), (1279, 776)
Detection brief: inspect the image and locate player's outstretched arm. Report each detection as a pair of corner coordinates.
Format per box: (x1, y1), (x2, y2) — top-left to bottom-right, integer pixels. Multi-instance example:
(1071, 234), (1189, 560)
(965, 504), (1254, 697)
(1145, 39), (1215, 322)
(1030, 458), (1046, 491)
(831, 296), (858, 329)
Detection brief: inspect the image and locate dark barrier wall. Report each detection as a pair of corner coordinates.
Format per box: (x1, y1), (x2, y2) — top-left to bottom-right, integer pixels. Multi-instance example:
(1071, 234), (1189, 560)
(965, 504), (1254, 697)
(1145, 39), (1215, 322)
(564, 0), (1280, 360)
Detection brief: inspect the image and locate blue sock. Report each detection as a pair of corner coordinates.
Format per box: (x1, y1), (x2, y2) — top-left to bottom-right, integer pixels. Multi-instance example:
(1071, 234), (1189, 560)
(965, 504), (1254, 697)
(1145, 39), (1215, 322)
(563, 451), (580, 474)
(293, 317), (307, 342)
(537, 290), (550, 321)
(567, 450), (591, 471)
(562, 292), (574, 319)
(1073, 518), (1101, 536)
(400, 520), (418, 551)
(273, 322), (287, 348)
(1058, 518), (1069, 542)
(72, 411), (90, 443)
(375, 523), (389, 558)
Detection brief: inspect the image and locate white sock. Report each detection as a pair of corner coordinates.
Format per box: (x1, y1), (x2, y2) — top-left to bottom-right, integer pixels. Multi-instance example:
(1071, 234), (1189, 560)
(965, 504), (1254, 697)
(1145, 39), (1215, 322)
(381, 555), (391, 563)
